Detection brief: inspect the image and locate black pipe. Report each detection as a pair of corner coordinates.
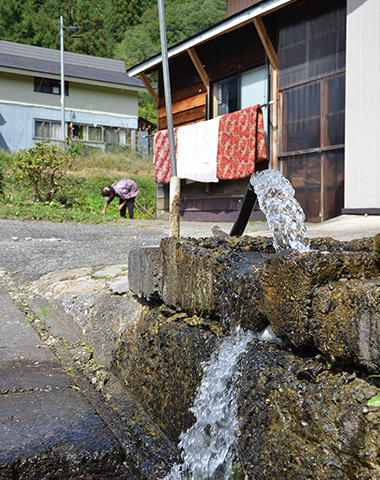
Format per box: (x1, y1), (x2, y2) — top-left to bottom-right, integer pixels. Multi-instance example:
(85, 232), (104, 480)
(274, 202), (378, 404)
(229, 181), (257, 236)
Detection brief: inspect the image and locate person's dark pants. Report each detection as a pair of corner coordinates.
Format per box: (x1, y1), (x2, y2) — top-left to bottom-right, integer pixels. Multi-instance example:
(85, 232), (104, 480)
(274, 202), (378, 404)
(119, 197), (135, 219)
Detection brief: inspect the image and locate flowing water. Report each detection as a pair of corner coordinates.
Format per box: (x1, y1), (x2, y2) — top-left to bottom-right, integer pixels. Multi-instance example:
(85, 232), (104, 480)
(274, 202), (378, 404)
(165, 170), (307, 479)
(164, 327), (254, 480)
(251, 169), (309, 253)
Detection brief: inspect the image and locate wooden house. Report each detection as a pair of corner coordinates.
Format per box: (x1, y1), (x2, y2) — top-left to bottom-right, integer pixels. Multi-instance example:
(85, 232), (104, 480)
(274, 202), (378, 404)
(128, 0), (380, 222)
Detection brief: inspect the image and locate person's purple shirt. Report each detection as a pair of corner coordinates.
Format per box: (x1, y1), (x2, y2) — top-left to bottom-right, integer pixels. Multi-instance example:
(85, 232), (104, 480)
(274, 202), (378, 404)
(105, 179), (139, 205)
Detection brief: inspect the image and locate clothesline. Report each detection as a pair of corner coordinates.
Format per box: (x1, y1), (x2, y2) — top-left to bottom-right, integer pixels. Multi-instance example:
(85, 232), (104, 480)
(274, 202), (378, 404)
(153, 104), (267, 184)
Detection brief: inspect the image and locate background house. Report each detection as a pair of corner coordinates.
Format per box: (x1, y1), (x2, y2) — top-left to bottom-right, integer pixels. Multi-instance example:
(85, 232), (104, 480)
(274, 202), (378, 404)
(0, 40), (146, 153)
(128, 0), (380, 222)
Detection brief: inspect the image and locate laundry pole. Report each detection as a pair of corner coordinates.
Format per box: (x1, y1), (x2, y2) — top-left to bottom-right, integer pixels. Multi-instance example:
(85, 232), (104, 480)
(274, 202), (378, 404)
(158, 0), (180, 238)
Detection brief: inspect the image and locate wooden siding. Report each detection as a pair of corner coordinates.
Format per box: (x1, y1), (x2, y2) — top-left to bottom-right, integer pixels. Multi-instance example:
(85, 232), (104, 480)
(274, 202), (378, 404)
(227, 0), (264, 17)
(345, 0), (380, 210)
(157, 23), (265, 129)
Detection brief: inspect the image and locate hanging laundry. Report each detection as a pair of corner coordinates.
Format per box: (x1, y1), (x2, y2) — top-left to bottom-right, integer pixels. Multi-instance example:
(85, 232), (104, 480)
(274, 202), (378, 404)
(177, 116), (220, 183)
(216, 105), (267, 180)
(153, 128), (178, 184)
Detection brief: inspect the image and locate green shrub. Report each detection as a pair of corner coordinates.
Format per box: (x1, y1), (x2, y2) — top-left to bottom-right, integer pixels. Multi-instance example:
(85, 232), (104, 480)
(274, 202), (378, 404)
(0, 150), (14, 194)
(14, 142), (73, 202)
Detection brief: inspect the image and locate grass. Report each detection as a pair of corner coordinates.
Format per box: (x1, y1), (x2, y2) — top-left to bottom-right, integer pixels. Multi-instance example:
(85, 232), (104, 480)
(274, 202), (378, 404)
(0, 148), (156, 223)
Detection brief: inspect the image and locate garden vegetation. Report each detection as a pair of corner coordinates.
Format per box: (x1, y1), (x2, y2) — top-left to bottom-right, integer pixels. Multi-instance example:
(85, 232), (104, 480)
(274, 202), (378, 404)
(0, 142), (156, 223)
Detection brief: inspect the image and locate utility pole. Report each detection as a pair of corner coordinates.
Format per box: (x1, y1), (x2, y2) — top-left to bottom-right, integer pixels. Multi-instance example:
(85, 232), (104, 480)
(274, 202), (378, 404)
(60, 17), (80, 144)
(157, 0), (180, 238)
(60, 15), (65, 143)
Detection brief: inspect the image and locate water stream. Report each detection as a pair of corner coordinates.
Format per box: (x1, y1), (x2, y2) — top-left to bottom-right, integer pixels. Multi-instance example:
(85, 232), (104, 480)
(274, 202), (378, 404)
(165, 170), (308, 479)
(164, 327), (254, 480)
(251, 169), (309, 253)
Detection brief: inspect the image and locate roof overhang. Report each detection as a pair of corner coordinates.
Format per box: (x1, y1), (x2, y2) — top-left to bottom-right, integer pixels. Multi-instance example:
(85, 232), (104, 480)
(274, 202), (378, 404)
(0, 65), (146, 93)
(128, 0), (295, 77)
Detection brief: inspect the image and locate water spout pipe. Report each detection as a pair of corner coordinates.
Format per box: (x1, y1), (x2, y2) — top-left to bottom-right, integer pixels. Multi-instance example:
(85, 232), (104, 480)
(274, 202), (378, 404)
(229, 180), (257, 236)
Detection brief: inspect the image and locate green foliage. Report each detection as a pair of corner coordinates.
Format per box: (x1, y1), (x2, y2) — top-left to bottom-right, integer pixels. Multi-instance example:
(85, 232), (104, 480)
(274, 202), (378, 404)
(115, 0), (227, 68)
(14, 142), (73, 203)
(1, 146), (156, 223)
(0, 151), (14, 193)
(139, 92), (158, 126)
(0, 0), (64, 49)
(1, 0), (227, 60)
(367, 395), (380, 407)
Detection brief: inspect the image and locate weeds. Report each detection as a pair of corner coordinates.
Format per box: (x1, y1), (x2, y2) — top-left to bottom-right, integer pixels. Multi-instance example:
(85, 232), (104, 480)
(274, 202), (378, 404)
(0, 146), (156, 223)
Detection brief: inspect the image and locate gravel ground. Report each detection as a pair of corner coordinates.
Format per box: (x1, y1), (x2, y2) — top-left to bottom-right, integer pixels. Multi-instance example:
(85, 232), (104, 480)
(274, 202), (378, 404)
(0, 219), (169, 283)
(1, 215), (379, 284)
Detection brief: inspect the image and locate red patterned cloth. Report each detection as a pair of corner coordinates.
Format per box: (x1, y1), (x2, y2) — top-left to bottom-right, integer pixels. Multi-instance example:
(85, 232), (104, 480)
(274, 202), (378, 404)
(216, 105), (267, 180)
(153, 128), (178, 184)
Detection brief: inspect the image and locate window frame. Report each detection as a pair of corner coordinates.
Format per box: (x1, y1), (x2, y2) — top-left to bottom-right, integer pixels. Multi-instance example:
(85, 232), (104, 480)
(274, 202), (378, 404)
(69, 123), (134, 147)
(34, 77), (69, 96)
(34, 119), (62, 140)
(210, 63), (268, 119)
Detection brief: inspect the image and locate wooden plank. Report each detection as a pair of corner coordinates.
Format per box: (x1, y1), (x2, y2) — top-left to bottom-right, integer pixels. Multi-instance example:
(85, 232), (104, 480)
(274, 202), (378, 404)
(159, 82), (206, 107)
(159, 105), (206, 129)
(272, 67), (279, 169)
(140, 72), (159, 106)
(252, 16), (278, 69)
(187, 47), (209, 88)
(158, 92), (206, 117)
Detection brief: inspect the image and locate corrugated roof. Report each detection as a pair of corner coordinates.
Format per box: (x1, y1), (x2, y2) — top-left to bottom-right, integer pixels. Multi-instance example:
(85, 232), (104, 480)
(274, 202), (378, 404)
(0, 40), (144, 89)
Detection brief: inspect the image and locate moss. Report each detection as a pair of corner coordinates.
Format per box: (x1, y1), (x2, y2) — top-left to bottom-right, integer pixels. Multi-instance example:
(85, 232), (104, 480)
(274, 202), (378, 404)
(373, 233), (380, 263)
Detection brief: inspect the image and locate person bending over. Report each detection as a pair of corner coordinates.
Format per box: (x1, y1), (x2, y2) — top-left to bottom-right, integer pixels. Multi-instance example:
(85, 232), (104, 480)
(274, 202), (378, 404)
(101, 178), (139, 219)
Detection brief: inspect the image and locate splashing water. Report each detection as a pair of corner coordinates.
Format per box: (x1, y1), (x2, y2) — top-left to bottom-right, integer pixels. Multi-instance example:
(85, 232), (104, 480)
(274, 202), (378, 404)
(164, 327), (254, 480)
(251, 169), (309, 253)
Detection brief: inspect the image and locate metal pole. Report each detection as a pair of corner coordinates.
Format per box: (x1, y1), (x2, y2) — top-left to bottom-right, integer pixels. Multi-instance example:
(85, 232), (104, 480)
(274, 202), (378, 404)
(60, 15), (65, 143)
(157, 0), (180, 237)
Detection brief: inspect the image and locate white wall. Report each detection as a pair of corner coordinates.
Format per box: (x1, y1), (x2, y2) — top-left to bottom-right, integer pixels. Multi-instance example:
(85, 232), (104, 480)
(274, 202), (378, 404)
(345, 0), (380, 211)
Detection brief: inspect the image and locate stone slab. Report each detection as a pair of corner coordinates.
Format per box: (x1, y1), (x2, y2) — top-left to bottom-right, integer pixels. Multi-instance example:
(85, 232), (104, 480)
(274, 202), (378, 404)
(128, 246), (160, 300)
(0, 388), (123, 478)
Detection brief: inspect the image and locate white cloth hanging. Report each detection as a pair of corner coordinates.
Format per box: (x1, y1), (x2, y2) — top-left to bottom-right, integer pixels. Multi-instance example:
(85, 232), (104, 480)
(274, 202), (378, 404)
(176, 116), (220, 183)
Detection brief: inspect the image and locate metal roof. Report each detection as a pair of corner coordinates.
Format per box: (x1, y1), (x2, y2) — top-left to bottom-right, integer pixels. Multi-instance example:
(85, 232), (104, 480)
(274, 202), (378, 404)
(127, 0), (294, 77)
(0, 40), (145, 89)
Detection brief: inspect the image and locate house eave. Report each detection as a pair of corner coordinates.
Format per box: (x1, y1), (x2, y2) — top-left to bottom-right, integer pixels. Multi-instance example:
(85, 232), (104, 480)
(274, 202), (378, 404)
(127, 0), (295, 77)
(0, 65), (146, 93)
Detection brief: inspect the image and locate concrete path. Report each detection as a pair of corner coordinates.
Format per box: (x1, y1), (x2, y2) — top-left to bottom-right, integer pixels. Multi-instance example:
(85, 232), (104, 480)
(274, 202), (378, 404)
(0, 285), (127, 479)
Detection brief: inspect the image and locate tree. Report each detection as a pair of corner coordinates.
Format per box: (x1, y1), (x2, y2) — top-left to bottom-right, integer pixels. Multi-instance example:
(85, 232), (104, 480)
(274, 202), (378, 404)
(63, 0), (112, 57)
(0, 0), (36, 45)
(114, 0), (226, 68)
(105, 0), (155, 43)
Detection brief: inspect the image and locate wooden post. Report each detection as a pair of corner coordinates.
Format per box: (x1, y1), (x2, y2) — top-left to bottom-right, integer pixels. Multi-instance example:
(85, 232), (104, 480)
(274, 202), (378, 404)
(139, 72), (159, 106)
(187, 47), (209, 88)
(158, 0), (180, 237)
(253, 16), (279, 170)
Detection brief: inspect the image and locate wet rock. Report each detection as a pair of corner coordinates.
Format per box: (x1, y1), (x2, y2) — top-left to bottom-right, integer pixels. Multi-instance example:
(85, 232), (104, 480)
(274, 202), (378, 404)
(312, 279), (380, 371)
(113, 305), (225, 443)
(157, 236), (274, 320)
(260, 249), (379, 370)
(236, 340), (380, 480)
(159, 238), (224, 317)
(132, 235), (379, 372)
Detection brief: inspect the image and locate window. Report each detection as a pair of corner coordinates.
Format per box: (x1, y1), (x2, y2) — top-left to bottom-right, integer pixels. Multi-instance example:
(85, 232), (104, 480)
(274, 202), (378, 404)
(104, 127), (120, 144)
(69, 124), (133, 147)
(278, 1), (346, 221)
(212, 65), (268, 122)
(215, 76), (239, 115)
(35, 120), (62, 139)
(88, 126), (102, 142)
(34, 77), (69, 96)
(72, 124), (88, 141)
